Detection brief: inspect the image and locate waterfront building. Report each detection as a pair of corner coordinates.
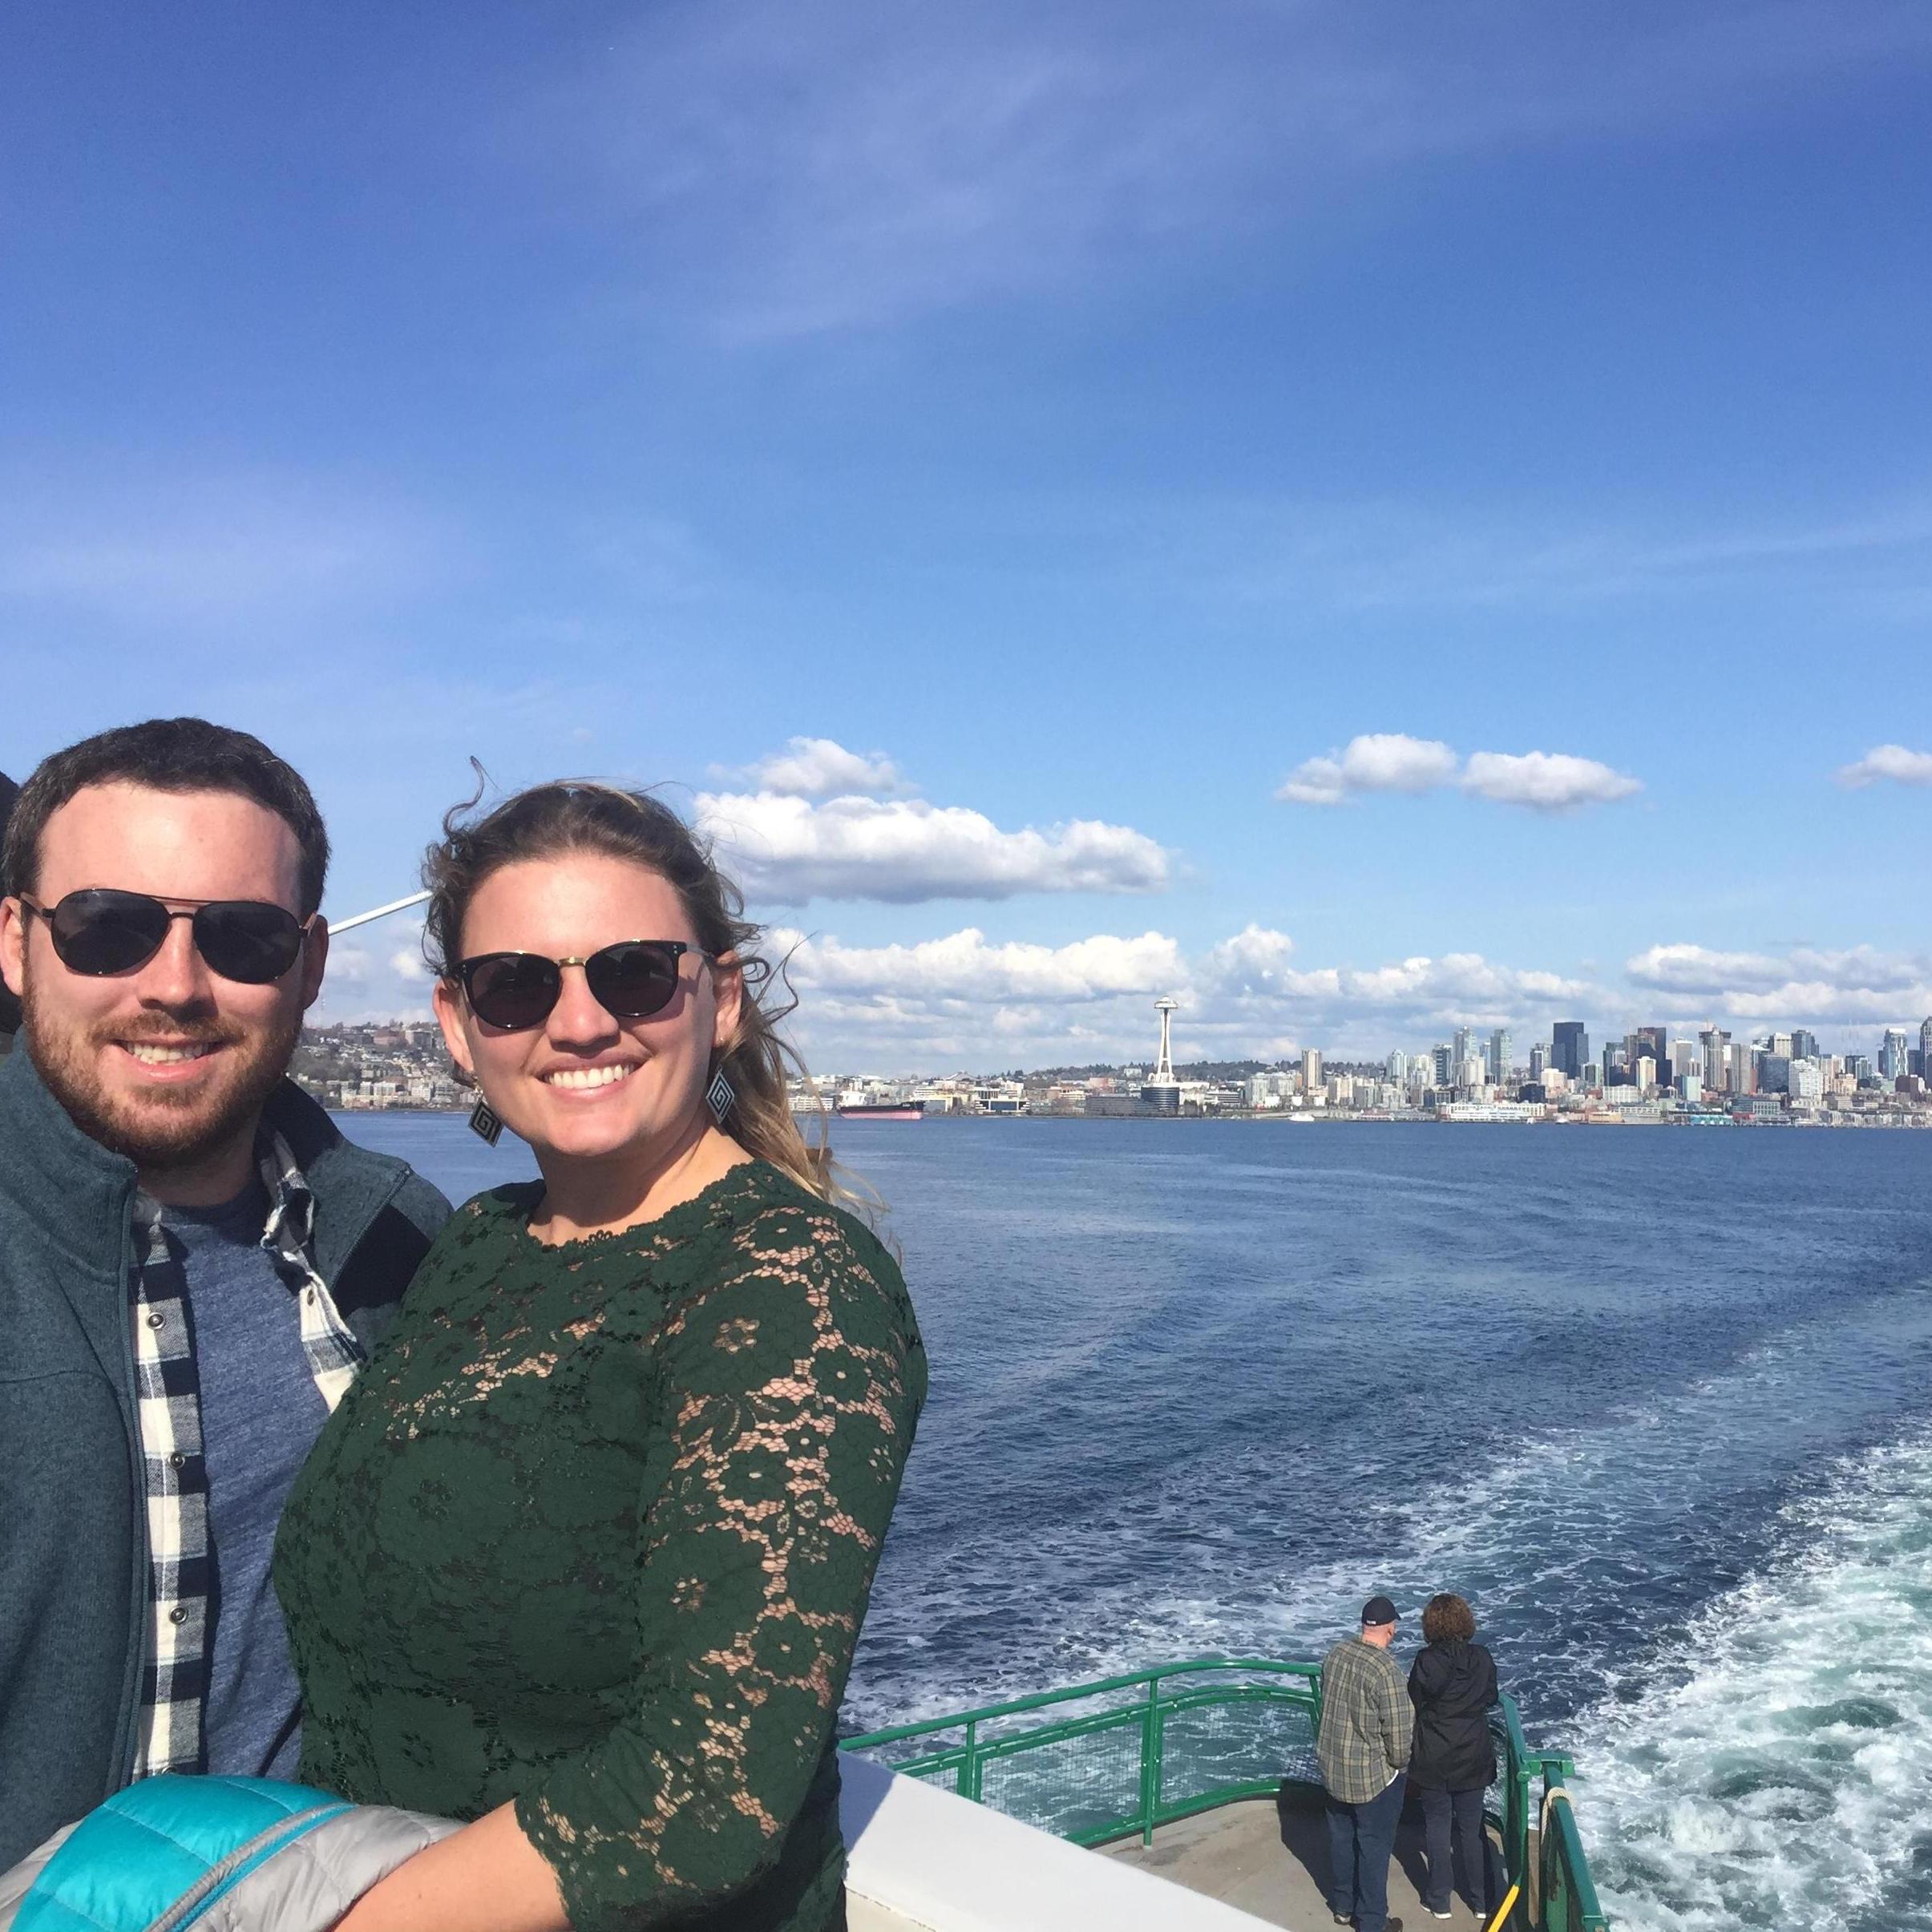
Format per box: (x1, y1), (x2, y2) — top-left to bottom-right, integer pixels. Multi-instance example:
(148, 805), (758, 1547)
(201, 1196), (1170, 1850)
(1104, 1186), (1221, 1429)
(1552, 1021), (1589, 1080)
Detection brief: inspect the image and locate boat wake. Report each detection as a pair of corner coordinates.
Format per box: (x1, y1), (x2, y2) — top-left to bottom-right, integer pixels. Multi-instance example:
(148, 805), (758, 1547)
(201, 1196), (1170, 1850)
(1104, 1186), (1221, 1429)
(1570, 1422), (1932, 1932)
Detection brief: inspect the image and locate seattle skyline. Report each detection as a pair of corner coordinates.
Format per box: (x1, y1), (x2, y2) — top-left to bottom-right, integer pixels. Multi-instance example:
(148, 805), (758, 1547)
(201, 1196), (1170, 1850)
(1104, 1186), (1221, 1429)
(4, 3), (1930, 1066)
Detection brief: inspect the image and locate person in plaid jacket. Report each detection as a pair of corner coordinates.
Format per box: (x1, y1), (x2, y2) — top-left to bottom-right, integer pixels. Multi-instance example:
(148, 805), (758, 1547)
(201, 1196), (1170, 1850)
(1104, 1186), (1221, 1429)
(1317, 1595), (1415, 1932)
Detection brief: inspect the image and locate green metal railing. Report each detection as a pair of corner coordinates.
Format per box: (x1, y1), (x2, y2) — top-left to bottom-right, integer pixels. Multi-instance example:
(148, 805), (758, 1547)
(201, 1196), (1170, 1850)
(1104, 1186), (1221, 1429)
(842, 1655), (1611, 1930)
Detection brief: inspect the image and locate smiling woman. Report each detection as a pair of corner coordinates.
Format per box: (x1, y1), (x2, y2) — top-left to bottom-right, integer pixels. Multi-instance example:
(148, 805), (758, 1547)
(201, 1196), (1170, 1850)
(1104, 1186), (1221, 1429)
(272, 782), (928, 1932)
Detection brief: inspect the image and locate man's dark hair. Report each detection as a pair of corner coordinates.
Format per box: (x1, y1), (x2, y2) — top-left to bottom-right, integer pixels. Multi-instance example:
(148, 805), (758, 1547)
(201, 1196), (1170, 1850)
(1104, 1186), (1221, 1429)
(2, 719), (329, 917)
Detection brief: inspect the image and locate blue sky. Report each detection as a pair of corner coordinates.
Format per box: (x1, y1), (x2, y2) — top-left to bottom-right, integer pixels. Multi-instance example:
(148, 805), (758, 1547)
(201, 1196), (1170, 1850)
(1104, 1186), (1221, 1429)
(5, 1), (1930, 1069)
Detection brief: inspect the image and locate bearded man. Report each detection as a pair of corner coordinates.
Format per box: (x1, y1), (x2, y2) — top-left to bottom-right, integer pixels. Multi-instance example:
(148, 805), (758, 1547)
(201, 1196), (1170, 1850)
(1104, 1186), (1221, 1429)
(0, 718), (450, 1869)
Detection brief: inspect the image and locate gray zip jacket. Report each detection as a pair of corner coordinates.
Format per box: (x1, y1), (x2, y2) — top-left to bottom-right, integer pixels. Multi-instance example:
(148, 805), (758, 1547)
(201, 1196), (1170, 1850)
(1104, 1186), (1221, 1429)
(0, 1048), (451, 1869)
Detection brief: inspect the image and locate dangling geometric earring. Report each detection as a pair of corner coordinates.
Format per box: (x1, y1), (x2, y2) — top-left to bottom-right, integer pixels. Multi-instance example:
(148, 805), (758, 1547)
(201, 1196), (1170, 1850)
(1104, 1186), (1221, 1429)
(468, 1097), (504, 1146)
(705, 1068), (736, 1126)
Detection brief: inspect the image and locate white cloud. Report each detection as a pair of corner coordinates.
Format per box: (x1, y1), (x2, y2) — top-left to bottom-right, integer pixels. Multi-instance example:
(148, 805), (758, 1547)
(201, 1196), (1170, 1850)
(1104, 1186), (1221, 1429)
(1276, 734), (1458, 805)
(782, 927), (1182, 1003)
(697, 789), (1173, 903)
(1460, 750), (1643, 812)
(1625, 942), (1932, 1029)
(774, 920), (1597, 1067)
(718, 737), (910, 798)
(1836, 744), (1932, 789)
(389, 943), (432, 980)
(1278, 738), (1640, 812)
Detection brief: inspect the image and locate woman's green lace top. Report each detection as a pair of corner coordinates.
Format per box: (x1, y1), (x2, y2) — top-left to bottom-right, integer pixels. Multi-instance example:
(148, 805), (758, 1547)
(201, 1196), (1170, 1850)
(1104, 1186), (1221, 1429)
(273, 1161), (925, 1932)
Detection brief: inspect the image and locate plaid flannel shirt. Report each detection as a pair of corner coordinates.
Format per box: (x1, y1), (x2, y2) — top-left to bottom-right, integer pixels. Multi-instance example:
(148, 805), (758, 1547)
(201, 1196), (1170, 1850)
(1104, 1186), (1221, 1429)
(1317, 1636), (1414, 1804)
(127, 1131), (366, 1779)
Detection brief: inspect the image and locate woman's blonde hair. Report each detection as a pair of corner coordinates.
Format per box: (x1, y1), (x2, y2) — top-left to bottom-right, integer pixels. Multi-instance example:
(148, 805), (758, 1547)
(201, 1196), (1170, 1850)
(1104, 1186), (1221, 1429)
(422, 780), (853, 1208)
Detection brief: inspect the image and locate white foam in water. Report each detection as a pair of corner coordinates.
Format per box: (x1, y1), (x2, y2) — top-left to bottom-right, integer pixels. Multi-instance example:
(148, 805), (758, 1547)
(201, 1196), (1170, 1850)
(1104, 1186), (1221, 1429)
(1570, 1425), (1932, 1932)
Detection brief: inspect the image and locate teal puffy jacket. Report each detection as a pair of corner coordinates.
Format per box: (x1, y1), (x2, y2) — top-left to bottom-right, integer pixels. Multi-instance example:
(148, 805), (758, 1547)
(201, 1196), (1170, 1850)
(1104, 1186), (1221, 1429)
(0, 1776), (455, 1932)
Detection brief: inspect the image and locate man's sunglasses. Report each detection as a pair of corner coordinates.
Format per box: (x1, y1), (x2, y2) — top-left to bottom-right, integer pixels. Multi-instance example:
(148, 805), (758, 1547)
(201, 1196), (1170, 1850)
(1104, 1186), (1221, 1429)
(455, 940), (711, 1033)
(21, 889), (312, 985)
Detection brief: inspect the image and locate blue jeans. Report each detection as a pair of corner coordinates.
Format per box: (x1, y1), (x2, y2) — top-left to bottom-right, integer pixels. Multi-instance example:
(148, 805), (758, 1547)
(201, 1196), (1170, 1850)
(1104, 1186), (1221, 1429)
(1325, 1771), (1405, 1932)
(1418, 1783), (1489, 1915)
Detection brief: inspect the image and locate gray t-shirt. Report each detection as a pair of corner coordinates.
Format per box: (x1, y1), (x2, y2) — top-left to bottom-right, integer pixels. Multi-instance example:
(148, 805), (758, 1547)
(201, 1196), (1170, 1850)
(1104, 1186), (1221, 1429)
(163, 1178), (327, 1779)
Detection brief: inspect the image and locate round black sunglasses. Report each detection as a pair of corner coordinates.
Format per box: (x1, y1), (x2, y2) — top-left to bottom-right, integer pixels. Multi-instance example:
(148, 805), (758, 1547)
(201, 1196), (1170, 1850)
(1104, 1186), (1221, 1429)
(455, 940), (712, 1032)
(22, 888), (311, 985)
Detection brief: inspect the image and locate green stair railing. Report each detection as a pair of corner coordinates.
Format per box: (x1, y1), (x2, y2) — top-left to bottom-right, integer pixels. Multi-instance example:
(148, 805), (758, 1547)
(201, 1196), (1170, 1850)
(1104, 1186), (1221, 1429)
(842, 1655), (1611, 1930)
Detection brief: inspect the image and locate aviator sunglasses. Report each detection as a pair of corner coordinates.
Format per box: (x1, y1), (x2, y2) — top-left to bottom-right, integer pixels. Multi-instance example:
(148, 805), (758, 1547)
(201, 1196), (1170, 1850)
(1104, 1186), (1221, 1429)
(456, 940), (711, 1032)
(21, 888), (312, 984)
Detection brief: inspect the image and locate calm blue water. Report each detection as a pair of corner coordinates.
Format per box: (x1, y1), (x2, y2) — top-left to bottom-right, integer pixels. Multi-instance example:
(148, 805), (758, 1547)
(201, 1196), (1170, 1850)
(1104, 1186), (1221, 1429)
(337, 1112), (1932, 1932)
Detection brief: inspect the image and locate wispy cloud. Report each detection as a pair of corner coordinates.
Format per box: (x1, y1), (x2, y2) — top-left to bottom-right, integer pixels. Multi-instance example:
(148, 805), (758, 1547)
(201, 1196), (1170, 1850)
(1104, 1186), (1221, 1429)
(0, 464), (459, 629)
(1836, 744), (1932, 789)
(1278, 734), (1641, 813)
(528, 0), (1932, 338)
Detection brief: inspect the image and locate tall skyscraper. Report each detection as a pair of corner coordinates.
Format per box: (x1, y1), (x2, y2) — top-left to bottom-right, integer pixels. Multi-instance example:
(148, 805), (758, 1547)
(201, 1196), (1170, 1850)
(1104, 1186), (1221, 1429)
(1488, 1029), (1512, 1085)
(1301, 1047), (1324, 1093)
(1880, 1029), (1910, 1081)
(1552, 1021), (1589, 1080)
(1728, 1042), (1754, 1094)
(1790, 1029), (1821, 1063)
(1529, 1043), (1548, 1081)
(1633, 1026), (1669, 1091)
(1700, 1025), (1731, 1093)
(1452, 1025), (1475, 1072)
(1432, 1044), (1453, 1088)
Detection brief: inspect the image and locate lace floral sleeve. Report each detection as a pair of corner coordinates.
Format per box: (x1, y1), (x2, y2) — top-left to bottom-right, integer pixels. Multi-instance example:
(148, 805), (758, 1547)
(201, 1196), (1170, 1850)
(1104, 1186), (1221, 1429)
(512, 1194), (925, 1928)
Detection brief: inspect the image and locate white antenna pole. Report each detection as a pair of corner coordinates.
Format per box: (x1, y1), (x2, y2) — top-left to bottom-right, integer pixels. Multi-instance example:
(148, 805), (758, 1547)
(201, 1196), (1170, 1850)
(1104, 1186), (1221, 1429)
(327, 890), (431, 935)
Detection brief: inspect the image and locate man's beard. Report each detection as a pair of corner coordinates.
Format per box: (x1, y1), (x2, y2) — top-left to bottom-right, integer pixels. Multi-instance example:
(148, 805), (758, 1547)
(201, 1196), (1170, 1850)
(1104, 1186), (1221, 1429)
(22, 980), (301, 1178)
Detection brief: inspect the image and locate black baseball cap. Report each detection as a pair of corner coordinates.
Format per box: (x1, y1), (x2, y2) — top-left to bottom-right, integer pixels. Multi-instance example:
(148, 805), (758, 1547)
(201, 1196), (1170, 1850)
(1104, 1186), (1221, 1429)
(1362, 1595), (1400, 1627)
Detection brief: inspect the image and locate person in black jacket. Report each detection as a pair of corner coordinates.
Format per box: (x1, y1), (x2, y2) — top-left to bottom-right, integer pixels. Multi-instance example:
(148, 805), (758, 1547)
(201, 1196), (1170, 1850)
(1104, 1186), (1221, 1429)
(1406, 1593), (1499, 1922)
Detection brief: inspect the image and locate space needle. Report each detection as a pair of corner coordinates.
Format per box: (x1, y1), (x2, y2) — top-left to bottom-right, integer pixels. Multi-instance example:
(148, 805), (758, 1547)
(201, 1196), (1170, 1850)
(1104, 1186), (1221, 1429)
(1139, 996), (1182, 1114)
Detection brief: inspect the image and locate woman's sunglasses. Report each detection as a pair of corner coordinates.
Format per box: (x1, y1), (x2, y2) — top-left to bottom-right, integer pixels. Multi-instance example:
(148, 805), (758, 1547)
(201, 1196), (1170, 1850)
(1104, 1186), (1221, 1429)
(22, 888), (311, 984)
(455, 940), (710, 1033)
